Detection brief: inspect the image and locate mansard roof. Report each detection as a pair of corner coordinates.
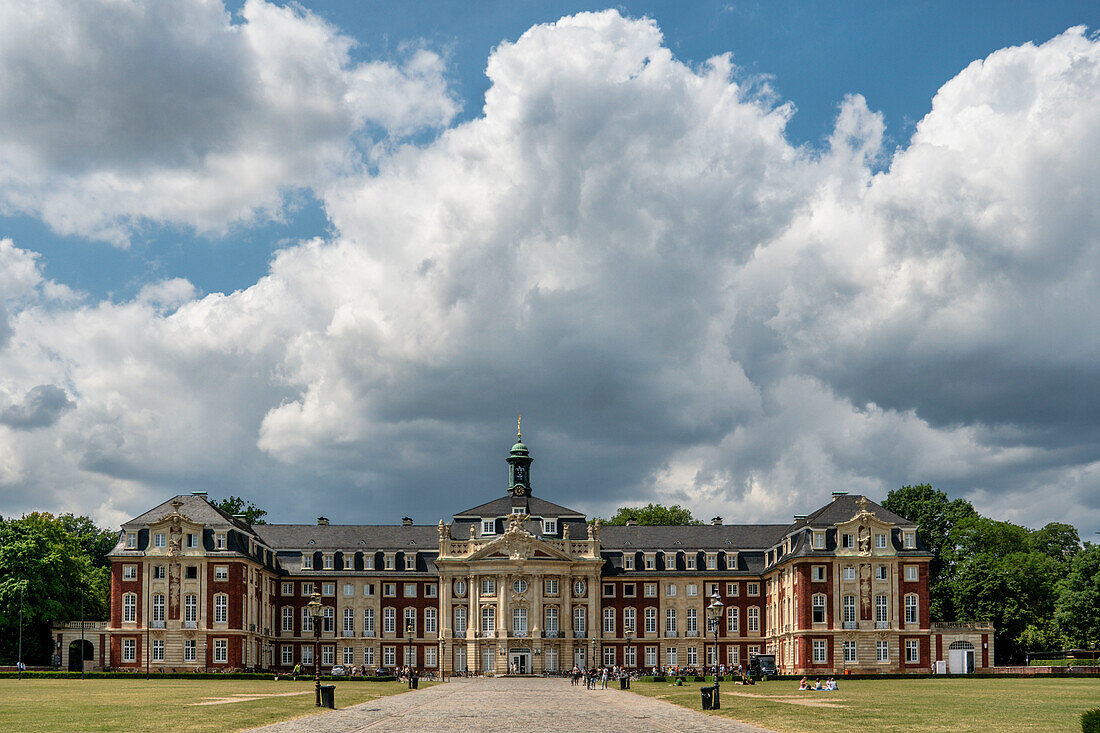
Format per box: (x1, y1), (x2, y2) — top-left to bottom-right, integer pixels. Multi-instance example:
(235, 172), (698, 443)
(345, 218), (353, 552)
(253, 524), (439, 551)
(600, 523), (789, 551)
(124, 493), (255, 533)
(789, 494), (915, 532)
(453, 494), (586, 519)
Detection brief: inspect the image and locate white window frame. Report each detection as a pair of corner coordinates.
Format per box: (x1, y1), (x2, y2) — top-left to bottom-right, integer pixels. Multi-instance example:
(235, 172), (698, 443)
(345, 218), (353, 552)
(154, 533), (166, 548)
(905, 565), (919, 582)
(214, 594), (228, 623)
(125, 533), (137, 549)
(185, 594), (197, 624)
(543, 519), (557, 534)
(122, 638), (136, 662)
(813, 531), (825, 549)
(747, 606), (759, 632)
(905, 594), (919, 624)
(302, 555), (313, 569)
(623, 607), (635, 633)
(645, 646), (657, 667)
(877, 640), (889, 662)
(482, 519), (495, 535)
(727, 606), (739, 632)
(185, 639), (197, 662)
(482, 606), (495, 634)
(813, 639), (827, 663)
(905, 639), (920, 663)
(214, 639), (228, 664)
(123, 593), (137, 623)
(383, 607), (396, 633)
(544, 578), (558, 595)
(364, 608), (375, 634)
(812, 594), (826, 624)
(282, 606), (293, 632)
(843, 640), (856, 663)
(123, 565), (137, 581)
(603, 607), (615, 634)
(344, 583), (354, 597)
(644, 607), (657, 633)
(214, 566), (228, 581)
(425, 607), (437, 634)
(875, 533), (888, 549)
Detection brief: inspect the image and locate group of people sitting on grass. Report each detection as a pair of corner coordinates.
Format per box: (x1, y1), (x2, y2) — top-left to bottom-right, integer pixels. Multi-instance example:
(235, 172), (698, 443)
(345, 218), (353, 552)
(798, 676), (838, 691)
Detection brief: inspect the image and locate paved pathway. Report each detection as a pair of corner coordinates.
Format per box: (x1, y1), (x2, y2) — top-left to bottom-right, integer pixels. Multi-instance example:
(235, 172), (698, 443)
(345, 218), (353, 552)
(245, 676), (778, 733)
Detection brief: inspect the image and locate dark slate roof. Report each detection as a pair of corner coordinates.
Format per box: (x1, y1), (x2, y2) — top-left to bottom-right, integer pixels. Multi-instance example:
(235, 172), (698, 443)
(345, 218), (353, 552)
(600, 524), (789, 551)
(125, 494), (254, 533)
(253, 524), (440, 551)
(788, 494), (915, 532)
(453, 494), (586, 519)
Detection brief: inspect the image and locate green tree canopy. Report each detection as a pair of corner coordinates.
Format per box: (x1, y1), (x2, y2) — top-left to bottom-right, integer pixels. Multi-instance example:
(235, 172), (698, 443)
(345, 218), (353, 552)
(1053, 543), (1100, 648)
(600, 503), (702, 525)
(0, 513), (110, 665)
(214, 495), (268, 524)
(56, 513), (119, 568)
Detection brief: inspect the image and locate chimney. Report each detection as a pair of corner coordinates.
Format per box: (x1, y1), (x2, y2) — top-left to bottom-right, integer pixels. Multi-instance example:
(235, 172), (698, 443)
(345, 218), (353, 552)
(233, 513), (247, 523)
(794, 514), (808, 522)
(191, 491), (207, 497)
(317, 516), (329, 526)
(711, 516), (723, 526)
(402, 517), (413, 527)
(831, 491), (848, 501)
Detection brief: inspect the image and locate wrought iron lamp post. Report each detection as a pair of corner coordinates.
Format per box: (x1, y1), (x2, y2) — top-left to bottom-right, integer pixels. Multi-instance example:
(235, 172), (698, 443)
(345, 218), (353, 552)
(307, 593), (323, 706)
(439, 635), (446, 682)
(708, 591), (725, 704)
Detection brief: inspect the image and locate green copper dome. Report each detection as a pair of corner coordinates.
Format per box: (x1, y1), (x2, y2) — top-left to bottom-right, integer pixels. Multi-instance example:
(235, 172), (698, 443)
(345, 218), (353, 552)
(510, 441), (529, 455)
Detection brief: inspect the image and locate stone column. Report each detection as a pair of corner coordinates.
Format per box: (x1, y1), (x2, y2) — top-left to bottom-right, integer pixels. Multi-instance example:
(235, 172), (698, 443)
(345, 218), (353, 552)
(562, 571), (573, 665)
(467, 574), (477, 673)
(439, 574), (452, 675)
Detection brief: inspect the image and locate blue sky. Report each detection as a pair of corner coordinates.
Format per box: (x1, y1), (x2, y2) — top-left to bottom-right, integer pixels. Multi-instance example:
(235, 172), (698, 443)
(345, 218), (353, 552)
(1, 1), (1099, 534)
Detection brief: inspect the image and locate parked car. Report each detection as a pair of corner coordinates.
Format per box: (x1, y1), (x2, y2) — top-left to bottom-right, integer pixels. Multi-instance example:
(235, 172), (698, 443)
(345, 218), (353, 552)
(330, 665), (347, 676)
(749, 654), (776, 678)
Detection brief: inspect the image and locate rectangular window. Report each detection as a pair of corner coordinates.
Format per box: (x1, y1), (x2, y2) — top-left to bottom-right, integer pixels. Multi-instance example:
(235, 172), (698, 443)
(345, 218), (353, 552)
(152, 594), (165, 622)
(187, 565), (198, 579)
(905, 565), (919, 582)
(364, 608), (375, 634)
(302, 607), (313, 633)
(425, 608), (437, 634)
(644, 583), (657, 597)
(344, 646), (355, 665)
(875, 533), (888, 549)
(302, 582), (314, 596)
(182, 532), (196, 549)
(214, 639), (228, 664)
(383, 607), (396, 633)
(605, 646), (617, 666)
(302, 555), (313, 569)
(215, 533), (225, 549)
(905, 595), (918, 624)
(625, 645), (636, 667)
(544, 578), (558, 595)
(151, 639), (164, 662)
(383, 646), (395, 666)
(726, 582), (739, 596)
(214, 594), (228, 623)
(185, 640), (197, 662)
(905, 639), (919, 663)
(404, 583), (417, 598)
(385, 554), (394, 570)
(876, 565), (888, 581)
(344, 608), (355, 633)
(686, 608), (697, 633)
(425, 646), (437, 667)
(323, 607), (334, 632)
(603, 608), (615, 634)
(482, 519), (495, 535)
(812, 566), (826, 582)
(665, 608), (677, 634)
(123, 593), (137, 622)
(282, 606), (293, 632)
(843, 595), (856, 624)
(542, 606), (556, 633)
(364, 554), (374, 570)
(747, 583), (759, 596)
(666, 647), (677, 666)
(645, 554), (655, 570)
(282, 582), (293, 596)
(280, 645), (292, 666)
(154, 533), (166, 548)
(301, 646), (314, 665)
(623, 583), (636, 597)
(727, 606), (739, 632)
(666, 583), (677, 597)
(876, 594), (889, 623)
(623, 607), (636, 633)
(364, 583), (376, 597)
(123, 565), (137, 581)
(322, 645), (334, 665)
(323, 555), (334, 570)
(843, 566), (856, 581)
(624, 554), (634, 570)
(877, 640), (889, 662)
(122, 638), (136, 662)
(813, 531), (825, 549)
(573, 607), (585, 635)
(645, 646), (657, 667)
(664, 552), (676, 570)
(344, 583), (354, 597)
(842, 533), (854, 549)
(322, 583), (335, 596)
(685, 554), (697, 570)
(481, 578), (496, 595)
(126, 533), (137, 548)
(405, 555), (416, 570)
(482, 606), (495, 634)
(383, 583), (396, 597)
(363, 647), (375, 665)
(543, 519), (557, 534)
(513, 607), (527, 634)
(903, 532), (916, 549)
(185, 594), (197, 624)
(214, 566), (228, 581)
(843, 640), (856, 663)
(748, 607), (759, 632)
(813, 639), (827, 664)
(812, 595), (826, 624)
(153, 565), (165, 580)
(686, 583), (697, 597)
(708, 553), (719, 570)
(644, 608), (657, 633)
(603, 583), (615, 597)
(425, 584), (437, 598)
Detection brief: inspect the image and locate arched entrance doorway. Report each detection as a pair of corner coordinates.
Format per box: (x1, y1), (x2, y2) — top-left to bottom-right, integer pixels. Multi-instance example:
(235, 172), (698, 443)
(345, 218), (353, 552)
(69, 640), (93, 672)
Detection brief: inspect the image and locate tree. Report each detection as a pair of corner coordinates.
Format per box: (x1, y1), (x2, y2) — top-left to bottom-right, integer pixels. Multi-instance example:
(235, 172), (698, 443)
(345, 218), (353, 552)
(1054, 543), (1100, 648)
(600, 503), (702, 525)
(1029, 522), (1081, 567)
(881, 484), (976, 620)
(56, 513), (118, 568)
(213, 495), (268, 525)
(0, 513), (109, 664)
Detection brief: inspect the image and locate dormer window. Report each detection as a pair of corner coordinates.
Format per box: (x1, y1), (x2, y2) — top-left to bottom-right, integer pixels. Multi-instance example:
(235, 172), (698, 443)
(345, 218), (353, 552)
(303, 555), (313, 569)
(385, 554), (395, 570)
(543, 519), (557, 534)
(215, 533), (226, 549)
(903, 532), (916, 549)
(842, 533), (854, 549)
(323, 555), (334, 570)
(706, 553), (717, 570)
(186, 533), (197, 548)
(344, 556), (353, 570)
(813, 531), (825, 549)
(645, 554), (655, 570)
(364, 555), (374, 570)
(126, 533), (137, 549)
(405, 554), (416, 570)
(685, 554), (696, 570)
(624, 554), (634, 570)
(154, 533), (166, 548)
(511, 508), (524, 515)
(482, 519), (495, 535)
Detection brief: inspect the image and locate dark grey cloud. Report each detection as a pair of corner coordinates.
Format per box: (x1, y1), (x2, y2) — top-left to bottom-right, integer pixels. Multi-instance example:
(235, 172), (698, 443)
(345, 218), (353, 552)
(0, 384), (76, 430)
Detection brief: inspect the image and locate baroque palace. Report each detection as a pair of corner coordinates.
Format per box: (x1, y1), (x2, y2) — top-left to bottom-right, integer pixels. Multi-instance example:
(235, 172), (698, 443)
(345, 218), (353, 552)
(59, 433), (992, 676)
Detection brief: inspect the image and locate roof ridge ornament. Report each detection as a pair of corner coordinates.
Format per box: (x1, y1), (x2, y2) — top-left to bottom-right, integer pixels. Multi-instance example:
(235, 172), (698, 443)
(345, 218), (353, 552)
(517, 413), (522, 440)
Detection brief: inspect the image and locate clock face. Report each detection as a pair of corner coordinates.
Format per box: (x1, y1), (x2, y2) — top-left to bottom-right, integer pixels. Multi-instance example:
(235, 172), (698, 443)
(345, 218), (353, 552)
(513, 485), (527, 496)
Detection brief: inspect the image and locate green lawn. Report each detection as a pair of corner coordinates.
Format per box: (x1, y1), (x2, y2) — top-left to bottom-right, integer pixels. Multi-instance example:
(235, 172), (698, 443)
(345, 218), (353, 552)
(0, 678), (430, 733)
(629, 677), (1100, 733)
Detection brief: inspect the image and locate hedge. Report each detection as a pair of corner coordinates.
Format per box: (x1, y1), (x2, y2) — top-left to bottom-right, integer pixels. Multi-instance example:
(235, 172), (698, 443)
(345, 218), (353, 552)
(1082, 708), (1100, 733)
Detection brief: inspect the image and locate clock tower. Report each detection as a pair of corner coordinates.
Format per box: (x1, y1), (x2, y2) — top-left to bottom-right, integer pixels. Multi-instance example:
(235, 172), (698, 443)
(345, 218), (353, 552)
(507, 416), (532, 496)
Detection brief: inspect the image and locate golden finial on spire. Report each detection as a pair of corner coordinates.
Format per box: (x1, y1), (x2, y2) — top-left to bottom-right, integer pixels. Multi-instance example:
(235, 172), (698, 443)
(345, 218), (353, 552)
(516, 413), (522, 440)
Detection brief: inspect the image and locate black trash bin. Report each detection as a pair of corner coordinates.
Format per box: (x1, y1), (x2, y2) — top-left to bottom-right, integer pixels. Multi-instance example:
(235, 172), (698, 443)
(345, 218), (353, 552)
(319, 684), (335, 709)
(410, 676), (419, 689)
(700, 686), (714, 710)
(619, 677), (629, 690)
